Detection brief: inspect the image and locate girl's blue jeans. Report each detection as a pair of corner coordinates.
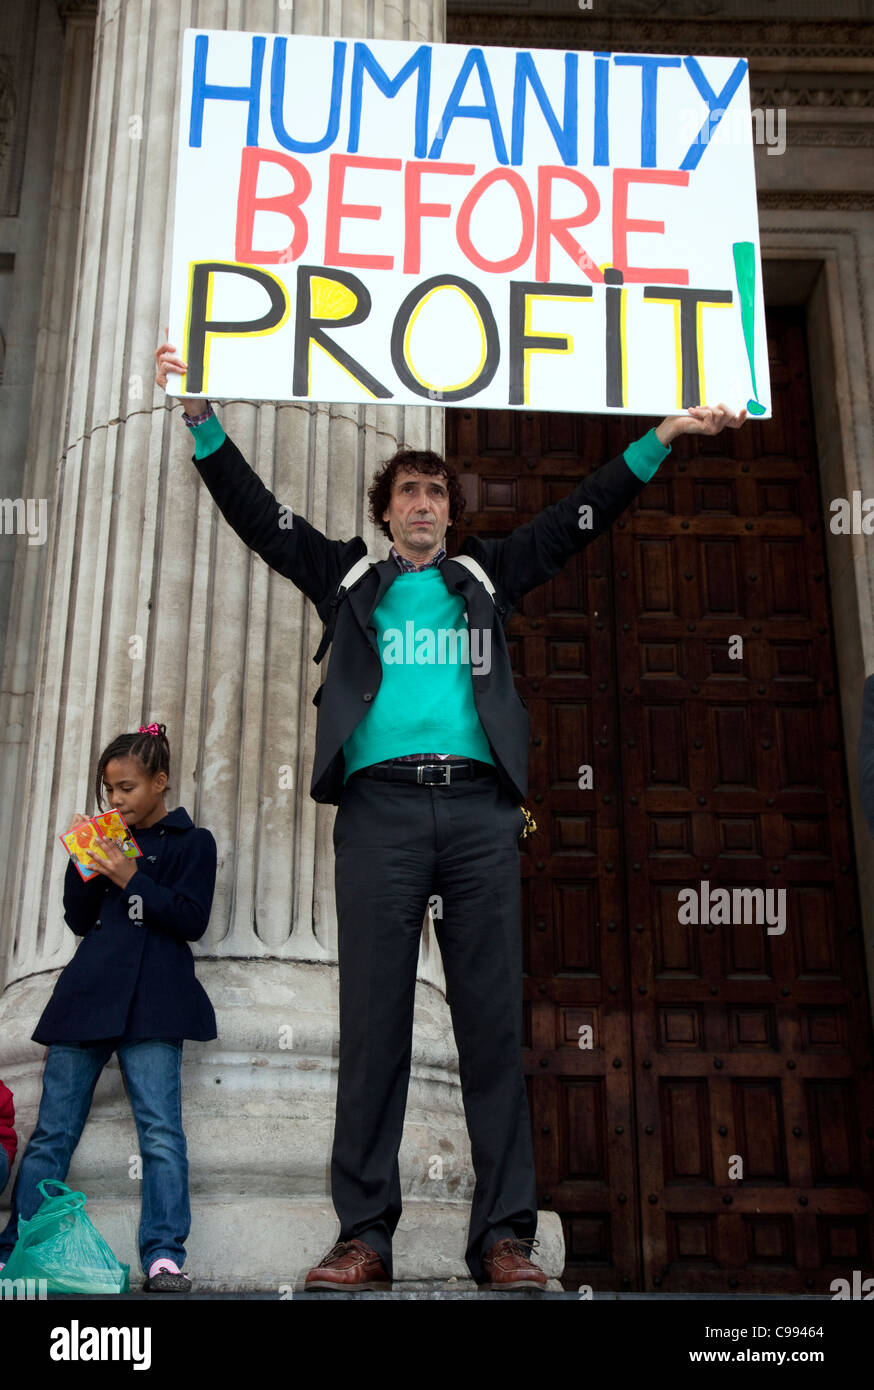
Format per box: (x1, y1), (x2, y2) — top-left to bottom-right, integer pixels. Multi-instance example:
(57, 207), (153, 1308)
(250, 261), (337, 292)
(0, 1146), (9, 1196)
(0, 1039), (188, 1273)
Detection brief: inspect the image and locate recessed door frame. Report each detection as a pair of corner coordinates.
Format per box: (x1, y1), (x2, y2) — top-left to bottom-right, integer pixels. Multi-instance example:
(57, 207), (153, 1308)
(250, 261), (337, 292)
(760, 223), (874, 1039)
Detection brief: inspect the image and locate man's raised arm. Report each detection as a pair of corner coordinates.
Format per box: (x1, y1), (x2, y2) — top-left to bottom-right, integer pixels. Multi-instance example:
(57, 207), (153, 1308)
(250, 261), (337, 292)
(469, 405), (747, 610)
(155, 340), (356, 610)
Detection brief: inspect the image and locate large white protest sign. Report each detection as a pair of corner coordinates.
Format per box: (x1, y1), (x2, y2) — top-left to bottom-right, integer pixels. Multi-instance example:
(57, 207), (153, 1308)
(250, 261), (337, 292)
(167, 30), (770, 417)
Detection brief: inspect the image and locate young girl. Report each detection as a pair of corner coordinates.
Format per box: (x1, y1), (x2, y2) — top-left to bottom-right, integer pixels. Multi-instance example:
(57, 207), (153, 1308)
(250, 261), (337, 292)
(0, 724), (217, 1292)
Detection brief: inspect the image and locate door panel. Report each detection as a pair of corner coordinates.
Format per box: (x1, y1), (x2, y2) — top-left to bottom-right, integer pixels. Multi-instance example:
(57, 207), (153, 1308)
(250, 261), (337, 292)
(446, 307), (874, 1292)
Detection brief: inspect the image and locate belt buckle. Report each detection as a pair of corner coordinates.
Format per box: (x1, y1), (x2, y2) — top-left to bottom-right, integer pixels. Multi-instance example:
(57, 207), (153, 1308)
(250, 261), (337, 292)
(416, 762), (451, 785)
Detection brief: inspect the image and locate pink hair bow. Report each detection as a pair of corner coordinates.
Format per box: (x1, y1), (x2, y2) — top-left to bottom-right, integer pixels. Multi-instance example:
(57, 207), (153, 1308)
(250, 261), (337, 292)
(138, 723), (161, 736)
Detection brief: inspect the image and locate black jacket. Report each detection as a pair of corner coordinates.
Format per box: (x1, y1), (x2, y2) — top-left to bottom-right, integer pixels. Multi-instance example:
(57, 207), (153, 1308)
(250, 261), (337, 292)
(33, 807), (217, 1043)
(194, 434), (650, 805)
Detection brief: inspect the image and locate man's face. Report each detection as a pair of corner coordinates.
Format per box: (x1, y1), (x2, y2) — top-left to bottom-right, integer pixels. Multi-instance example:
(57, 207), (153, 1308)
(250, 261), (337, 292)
(382, 468), (452, 558)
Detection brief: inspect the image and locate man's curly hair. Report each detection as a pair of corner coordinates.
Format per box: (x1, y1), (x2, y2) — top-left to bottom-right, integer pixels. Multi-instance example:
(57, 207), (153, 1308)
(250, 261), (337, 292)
(368, 449), (467, 542)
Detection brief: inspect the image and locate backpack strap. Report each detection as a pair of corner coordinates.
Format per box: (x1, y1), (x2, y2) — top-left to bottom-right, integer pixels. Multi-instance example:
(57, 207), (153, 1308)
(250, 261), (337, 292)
(336, 554), (382, 595)
(452, 554), (497, 604)
(313, 551), (500, 664)
(313, 554), (381, 664)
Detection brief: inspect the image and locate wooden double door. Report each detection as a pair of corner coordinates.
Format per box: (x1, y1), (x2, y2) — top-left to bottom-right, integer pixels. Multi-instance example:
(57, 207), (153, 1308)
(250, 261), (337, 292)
(446, 308), (874, 1293)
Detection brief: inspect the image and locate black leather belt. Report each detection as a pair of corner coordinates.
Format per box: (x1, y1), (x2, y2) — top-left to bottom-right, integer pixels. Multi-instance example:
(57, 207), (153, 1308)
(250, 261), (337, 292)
(354, 759), (496, 785)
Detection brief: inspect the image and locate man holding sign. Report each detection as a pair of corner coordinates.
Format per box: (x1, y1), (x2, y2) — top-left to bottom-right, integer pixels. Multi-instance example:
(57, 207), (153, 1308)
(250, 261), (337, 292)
(156, 340), (744, 1288)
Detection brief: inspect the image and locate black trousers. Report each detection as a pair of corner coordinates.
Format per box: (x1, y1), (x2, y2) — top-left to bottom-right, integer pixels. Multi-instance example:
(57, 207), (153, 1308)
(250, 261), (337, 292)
(330, 769), (538, 1282)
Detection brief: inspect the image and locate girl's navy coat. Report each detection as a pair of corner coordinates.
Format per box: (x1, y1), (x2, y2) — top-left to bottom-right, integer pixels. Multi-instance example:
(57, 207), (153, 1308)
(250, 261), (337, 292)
(33, 807), (217, 1044)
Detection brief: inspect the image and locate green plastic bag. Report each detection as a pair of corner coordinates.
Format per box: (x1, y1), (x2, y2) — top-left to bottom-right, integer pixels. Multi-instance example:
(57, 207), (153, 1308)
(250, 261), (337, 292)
(1, 1179), (130, 1294)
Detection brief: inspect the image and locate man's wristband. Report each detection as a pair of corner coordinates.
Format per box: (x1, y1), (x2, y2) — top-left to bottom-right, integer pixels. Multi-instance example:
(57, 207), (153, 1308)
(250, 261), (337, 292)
(183, 405), (226, 460)
(181, 401), (214, 427)
(623, 427), (671, 484)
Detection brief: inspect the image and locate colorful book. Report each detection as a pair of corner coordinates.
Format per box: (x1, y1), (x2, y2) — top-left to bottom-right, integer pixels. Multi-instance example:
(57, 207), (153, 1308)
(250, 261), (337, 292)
(60, 811), (141, 882)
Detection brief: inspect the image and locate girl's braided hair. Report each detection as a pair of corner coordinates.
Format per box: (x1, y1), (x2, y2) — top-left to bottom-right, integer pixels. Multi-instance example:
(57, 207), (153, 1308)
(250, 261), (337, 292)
(94, 723), (171, 811)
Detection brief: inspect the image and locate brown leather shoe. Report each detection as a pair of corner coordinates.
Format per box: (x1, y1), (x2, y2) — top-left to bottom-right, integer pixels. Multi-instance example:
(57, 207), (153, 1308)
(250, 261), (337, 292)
(481, 1237), (547, 1291)
(304, 1239), (392, 1291)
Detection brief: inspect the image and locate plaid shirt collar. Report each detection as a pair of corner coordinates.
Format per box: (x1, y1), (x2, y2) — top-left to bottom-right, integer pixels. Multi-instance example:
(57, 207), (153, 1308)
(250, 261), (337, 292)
(390, 545), (446, 574)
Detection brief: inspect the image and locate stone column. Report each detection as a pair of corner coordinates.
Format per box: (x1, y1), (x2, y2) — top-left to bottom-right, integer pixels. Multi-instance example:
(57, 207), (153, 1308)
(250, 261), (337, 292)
(0, 2), (97, 979)
(0, 0), (563, 1287)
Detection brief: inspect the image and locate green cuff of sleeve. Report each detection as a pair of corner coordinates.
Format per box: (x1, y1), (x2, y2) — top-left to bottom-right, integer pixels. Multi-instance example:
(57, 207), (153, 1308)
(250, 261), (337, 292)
(623, 427), (671, 483)
(188, 411), (226, 460)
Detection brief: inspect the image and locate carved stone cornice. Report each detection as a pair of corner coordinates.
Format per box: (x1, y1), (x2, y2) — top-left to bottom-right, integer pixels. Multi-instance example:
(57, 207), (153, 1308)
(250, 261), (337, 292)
(751, 84), (874, 108)
(447, 14), (874, 60)
(749, 82), (874, 146)
(448, 0), (864, 11)
(787, 126), (874, 147)
(757, 190), (874, 210)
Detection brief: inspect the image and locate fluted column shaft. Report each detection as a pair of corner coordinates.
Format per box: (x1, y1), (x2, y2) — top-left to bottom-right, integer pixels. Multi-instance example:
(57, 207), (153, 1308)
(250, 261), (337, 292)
(0, 0), (563, 1283)
(1, 0), (445, 989)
